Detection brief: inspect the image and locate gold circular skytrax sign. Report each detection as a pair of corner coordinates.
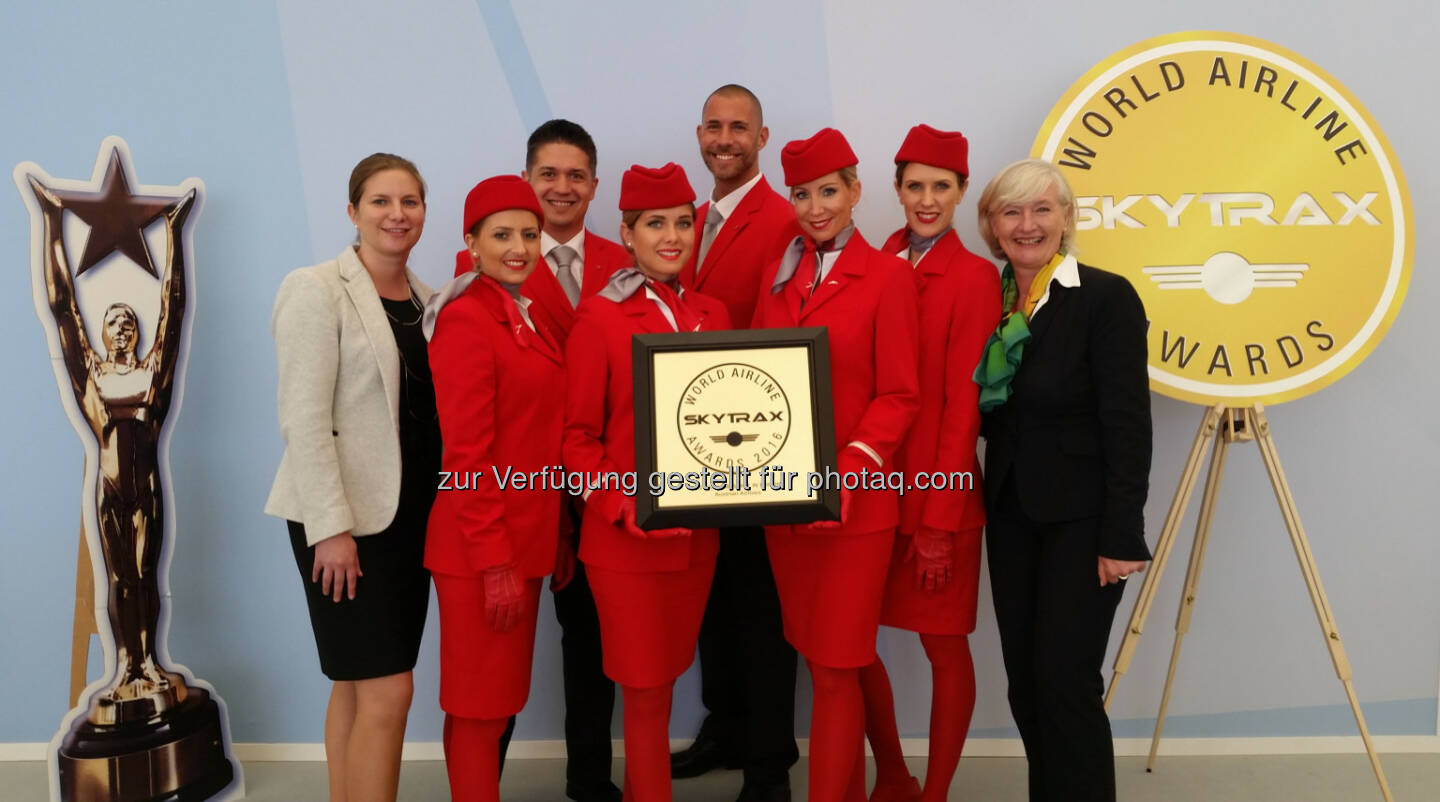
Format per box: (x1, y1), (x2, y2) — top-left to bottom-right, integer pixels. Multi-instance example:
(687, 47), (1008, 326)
(1033, 32), (1412, 405)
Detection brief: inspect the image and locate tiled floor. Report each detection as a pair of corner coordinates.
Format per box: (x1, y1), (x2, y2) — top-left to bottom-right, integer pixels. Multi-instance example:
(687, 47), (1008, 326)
(4, 754), (1436, 800)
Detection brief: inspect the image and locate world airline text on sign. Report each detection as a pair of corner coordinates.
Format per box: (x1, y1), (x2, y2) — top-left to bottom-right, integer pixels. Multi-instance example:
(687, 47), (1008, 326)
(1033, 32), (1412, 405)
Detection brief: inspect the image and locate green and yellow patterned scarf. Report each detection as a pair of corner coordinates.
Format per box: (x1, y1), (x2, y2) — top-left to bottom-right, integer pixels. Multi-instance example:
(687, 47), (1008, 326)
(973, 252), (1064, 412)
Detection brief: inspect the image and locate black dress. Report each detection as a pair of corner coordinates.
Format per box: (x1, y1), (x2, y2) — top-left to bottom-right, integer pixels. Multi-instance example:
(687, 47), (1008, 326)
(288, 293), (443, 681)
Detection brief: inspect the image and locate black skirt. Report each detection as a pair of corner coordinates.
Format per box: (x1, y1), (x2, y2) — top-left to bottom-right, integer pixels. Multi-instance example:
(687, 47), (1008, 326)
(289, 517), (430, 681)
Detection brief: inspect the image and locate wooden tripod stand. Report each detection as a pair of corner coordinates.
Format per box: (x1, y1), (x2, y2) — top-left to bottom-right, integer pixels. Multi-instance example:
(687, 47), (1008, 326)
(1104, 404), (1393, 801)
(70, 525), (98, 708)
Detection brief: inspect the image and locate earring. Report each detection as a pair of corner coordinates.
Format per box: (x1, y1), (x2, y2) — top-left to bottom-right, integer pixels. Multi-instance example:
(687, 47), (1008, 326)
(626, 241), (633, 247)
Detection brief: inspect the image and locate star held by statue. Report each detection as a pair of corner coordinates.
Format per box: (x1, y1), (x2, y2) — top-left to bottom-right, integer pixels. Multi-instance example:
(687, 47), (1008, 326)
(44, 146), (179, 277)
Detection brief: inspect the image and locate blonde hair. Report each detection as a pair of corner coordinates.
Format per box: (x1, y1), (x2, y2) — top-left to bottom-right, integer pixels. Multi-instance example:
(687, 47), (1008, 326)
(975, 159), (1076, 260)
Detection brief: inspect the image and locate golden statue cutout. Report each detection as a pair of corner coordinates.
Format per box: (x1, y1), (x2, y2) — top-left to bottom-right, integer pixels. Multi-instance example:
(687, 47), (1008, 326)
(17, 138), (240, 802)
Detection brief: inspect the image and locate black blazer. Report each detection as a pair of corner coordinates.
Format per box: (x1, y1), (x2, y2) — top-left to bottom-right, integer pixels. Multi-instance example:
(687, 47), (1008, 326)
(981, 262), (1152, 561)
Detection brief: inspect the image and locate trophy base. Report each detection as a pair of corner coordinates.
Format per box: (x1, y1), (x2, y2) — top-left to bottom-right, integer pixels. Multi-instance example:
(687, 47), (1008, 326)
(58, 687), (235, 802)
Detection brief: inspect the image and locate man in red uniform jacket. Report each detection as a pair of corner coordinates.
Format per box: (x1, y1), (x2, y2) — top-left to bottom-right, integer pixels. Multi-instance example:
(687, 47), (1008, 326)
(670, 85), (801, 802)
(519, 120), (631, 342)
(679, 86), (802, 328)
(520, 119), (629, 802)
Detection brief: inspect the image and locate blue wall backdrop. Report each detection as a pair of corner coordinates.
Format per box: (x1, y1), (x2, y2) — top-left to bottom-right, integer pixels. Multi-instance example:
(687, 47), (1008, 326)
(2, 0), (1436, 747)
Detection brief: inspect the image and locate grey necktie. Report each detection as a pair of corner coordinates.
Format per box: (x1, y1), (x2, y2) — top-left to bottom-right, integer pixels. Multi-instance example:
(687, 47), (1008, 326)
(551, 245), (581, 307)
(696, 205), (724, 274)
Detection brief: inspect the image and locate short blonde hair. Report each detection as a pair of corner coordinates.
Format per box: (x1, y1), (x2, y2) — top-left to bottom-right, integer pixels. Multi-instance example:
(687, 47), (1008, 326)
(975, 159), (1076, 260)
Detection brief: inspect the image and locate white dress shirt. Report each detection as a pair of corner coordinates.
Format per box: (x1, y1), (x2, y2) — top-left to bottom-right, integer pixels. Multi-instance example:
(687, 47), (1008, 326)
(813, 248), (844, 285)
(1030, 254), (1081, 318)
(513, 292), (537, 331)
(708, 171), (765, 223)
(896, 246), (931, 267)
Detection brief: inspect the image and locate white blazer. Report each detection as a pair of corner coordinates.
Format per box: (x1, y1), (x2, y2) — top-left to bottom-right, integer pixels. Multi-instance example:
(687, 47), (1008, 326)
(265, 246), (434, 546)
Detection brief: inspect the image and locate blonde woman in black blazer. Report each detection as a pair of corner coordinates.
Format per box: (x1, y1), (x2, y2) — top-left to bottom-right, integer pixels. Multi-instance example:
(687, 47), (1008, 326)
(267, 153), (437, 802)
(974, 159), (1151, 802)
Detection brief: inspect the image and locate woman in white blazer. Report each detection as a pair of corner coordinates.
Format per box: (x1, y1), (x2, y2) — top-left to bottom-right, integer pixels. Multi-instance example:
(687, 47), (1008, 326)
(266, 153), (438, 802)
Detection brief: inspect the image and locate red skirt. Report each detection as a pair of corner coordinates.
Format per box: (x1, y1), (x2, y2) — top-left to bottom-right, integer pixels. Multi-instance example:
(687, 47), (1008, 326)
(879, 526), (983, 635)
(587, 551), (717, 688)
(765, 526), (893, 668)
(433, 574), (543, 719)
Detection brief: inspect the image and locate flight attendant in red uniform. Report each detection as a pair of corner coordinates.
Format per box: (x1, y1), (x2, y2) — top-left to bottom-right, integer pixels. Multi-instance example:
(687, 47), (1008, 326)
(424, 175), (565, 802)
(858, 125), (1003, 802)
(752, 128), (920, 802)
(563, 163), (732, 802)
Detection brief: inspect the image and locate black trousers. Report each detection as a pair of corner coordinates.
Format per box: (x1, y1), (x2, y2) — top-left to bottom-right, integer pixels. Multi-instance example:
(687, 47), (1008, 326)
(553, 510), (616, 790)
(498, 716), (514, 775)
(694, 525), (798, 785)
(987, 479), (1127, 802)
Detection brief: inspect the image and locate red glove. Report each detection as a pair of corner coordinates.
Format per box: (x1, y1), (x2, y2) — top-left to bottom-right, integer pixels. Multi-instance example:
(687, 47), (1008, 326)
(813, 450), (866, 529)
(589, 489), (629, 526)
(550, 537), (576, 593)
(908, 526), (954, 592)
(483, 563), (524, 632)
(619, 500), (692, 540)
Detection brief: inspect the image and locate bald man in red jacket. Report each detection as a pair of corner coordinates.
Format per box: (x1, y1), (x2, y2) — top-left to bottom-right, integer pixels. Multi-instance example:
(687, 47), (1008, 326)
(671, 85), (802, 802)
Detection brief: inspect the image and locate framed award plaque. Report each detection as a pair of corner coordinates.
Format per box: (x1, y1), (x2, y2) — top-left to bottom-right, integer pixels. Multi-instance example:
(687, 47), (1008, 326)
(632, 327), (839, 529)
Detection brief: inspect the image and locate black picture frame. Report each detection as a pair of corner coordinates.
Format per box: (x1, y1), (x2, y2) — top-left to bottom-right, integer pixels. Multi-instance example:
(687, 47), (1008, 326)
(632, 327), (840, 529)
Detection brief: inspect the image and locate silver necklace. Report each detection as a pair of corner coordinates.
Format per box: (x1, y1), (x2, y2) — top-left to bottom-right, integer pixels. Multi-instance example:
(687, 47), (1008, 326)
(383, 288), (424, 327)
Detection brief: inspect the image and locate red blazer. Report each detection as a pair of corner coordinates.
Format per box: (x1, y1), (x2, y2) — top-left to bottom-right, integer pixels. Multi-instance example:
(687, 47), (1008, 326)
(563, 284), (731, 572)
(679, 177), (801, 329)
(579, 232), (632, 297)
(426, 276), (566, 579)
(452, 231), (630, 344)
(752, 230), (921, 533)
(522, 230), (631, 346)
(882, 228), (1001, 535)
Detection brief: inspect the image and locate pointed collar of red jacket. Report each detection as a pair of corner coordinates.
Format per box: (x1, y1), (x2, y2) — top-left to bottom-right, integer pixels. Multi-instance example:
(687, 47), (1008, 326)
(422, 270), (560, 360)
(600, 265), (701, 305)
(881, 226), (961, 276)
(422, 270), (478, 339)
(598, 266), (709, 330)
(769, 224), (864, 294)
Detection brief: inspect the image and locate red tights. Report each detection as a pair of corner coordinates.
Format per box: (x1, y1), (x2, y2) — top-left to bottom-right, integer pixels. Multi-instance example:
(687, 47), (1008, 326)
(807, 661), (869, 802)
(442, 714), (509, 802)
(620, 682), (674, 802)
(860, 634), (976, 802)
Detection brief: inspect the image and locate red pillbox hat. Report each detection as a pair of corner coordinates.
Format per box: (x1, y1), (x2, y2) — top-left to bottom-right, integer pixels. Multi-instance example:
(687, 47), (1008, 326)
(462, 174), (542, 236)
(894, 123), (970, 178)
(781, 127), (858, 187)
(619, 162), (696, 211)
